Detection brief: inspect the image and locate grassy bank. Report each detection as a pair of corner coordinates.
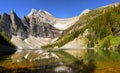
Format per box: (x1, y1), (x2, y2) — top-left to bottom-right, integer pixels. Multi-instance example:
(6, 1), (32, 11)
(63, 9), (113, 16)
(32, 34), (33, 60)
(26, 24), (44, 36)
(0, 32), (15, 48)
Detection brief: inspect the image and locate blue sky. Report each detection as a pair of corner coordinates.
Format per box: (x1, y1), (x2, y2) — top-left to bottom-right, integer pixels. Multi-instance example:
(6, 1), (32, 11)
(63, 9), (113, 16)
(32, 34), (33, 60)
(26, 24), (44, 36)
(0, 0), (119, 18)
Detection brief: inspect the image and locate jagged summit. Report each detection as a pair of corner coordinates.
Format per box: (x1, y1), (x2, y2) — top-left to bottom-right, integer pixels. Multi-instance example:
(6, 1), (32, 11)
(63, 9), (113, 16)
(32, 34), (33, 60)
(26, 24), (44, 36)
(28, 8), (37, 16)
(0, 2), (119, 49)
(11, 10), (15, 14)
(79, 9), (90, 16)
(28, 8), (53, 17)
(27, 8), (80, 30)
(27, 8), (55, 24)
(38, 9), (52, 16)
(1, 12), (8, 17)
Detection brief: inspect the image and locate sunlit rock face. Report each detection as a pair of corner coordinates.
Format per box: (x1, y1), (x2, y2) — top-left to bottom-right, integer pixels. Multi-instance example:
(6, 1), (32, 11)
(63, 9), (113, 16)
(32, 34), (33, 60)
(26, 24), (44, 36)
(0, 9), (80, 49)
(0, 9), (79, 39)
(0, 9), (62, 40)
(10, 11), (29, 39)
(23, 9), (61, 38)
(0, 13), (11, 38)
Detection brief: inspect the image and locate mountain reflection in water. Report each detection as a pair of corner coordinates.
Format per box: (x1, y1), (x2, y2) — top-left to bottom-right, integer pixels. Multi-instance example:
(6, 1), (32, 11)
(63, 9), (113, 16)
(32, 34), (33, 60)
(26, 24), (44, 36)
(0, 49), (75, 73)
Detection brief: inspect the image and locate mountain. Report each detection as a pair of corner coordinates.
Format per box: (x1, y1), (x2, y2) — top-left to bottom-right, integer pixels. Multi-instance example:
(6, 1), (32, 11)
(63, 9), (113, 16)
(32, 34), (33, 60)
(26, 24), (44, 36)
(27, 8), (79, 30)
(0, 13), (11, 38)
(0, 9), (80, 49)
(1, 2), (120, 49)
(42, 2), (120, 50)
(1, 2), (120, 73)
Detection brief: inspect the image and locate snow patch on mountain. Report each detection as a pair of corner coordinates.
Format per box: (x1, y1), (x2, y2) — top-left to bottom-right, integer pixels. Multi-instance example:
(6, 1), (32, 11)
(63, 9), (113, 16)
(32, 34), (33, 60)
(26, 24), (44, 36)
(53, 17), (79, 30)
(53, 23), (72, 30)
(80, 9), (90, 16)
(39, 9), (52, 16)
(28, 8), (37, 16)
(28, 8), (80, 30)
(24, 39), (29, 44)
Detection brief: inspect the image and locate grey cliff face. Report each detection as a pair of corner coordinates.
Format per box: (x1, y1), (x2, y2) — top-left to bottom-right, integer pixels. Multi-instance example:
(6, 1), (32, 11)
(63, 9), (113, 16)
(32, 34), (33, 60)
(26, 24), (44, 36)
(0, 10), (61, 39)
(26, 11), (60, 38)
(0, 13), (11, 38)
(10, 11), (29, 39)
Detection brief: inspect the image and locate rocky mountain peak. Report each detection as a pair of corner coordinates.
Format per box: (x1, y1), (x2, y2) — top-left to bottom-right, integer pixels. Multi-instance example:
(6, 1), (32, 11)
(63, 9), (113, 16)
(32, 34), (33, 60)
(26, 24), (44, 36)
(1, 13), (9, 19)
(0, 12), (12, 38)
(1, 13), (10, 19)
(10, 10), (21, 26)
(28, 8), (53, 17)
(1, 12), (7, 16)
(11, 10), (15, 14)
(28, 9), (54, 18)
(28, 8), (37, 16)
(28, 9), (55, 25)
(39, 9), (52, 16)
(0, 8), (80, 47)
(10, 10), (28, 39)
(10, 10), (19, 18)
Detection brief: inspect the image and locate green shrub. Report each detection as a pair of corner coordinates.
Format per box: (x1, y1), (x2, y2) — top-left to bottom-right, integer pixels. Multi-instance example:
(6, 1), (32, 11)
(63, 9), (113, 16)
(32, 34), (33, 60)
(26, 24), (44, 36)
(0, 32), (16, 48)
(85, 35), (120, 61)
(97, 35), (120, 51)
(42, 4), (120, 49)
(41, 27), (87, 49)
(87, 4), (120, 47)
